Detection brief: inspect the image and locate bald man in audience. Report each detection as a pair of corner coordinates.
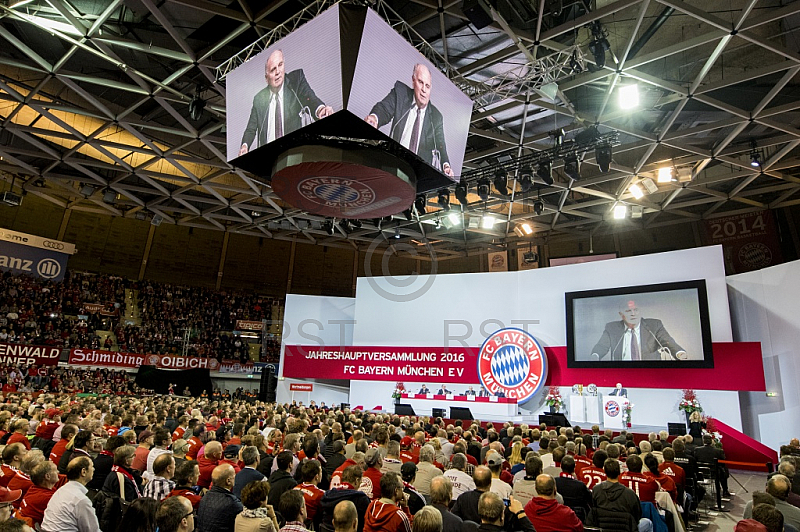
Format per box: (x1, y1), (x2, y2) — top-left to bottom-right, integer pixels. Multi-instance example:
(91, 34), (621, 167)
(197, 464), (243, 532)
(744, 475), (800, 530)
(198, 441), (239, 489)
(523, 475), (583, 532)
(334, 501), (358, 532)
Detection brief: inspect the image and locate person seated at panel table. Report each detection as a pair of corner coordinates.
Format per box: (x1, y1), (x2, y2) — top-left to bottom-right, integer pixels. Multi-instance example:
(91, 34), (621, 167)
(419, 384), (431, 394)
(465, 386), (477, 396)
(437, 384), (452, 395)
(478, 388), (490, 397)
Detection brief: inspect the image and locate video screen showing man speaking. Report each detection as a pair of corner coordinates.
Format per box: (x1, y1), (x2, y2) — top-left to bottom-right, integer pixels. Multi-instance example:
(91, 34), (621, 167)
(569, 285), (711, 365)
(347, 9), (471, 179)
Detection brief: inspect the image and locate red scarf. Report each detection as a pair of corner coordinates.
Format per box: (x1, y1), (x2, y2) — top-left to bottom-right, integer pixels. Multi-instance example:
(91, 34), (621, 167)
(111, 466), (141, 498)
(100, 450), (114, 458)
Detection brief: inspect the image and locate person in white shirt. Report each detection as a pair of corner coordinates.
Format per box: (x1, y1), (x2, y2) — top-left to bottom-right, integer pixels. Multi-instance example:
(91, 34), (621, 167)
(145, 427), (173, 483)
(444, 454), (476, 501)
(41, 456), (100, 532)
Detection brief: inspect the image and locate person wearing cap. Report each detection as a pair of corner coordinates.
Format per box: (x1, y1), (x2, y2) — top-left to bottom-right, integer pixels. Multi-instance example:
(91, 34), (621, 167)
(234, 446), (265, 499)
(41, 456), (99, 532)
(412, 445), (442, 498)
(363, 472), (411, 532)
(131, 429), (154, 472)
(398, 438), (416, 465)
(486, 452), (512, 500)
(398, 462), (425, 515)
(362, 449), (384, 501)
(19, 461), (58, 526)
(0, 486), (22, 522)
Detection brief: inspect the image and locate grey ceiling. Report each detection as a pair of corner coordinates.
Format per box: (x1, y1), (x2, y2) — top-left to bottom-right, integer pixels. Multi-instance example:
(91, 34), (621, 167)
(1, 0), (800, 261)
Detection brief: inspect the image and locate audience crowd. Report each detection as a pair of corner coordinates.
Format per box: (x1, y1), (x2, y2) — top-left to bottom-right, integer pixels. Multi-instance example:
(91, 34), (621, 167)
(0, 391), (791, 532)
(0, 271), (282, 363)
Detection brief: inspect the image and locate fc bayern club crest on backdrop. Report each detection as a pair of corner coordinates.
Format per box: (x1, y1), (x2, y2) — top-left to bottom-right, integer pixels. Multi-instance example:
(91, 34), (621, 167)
(477, 328), (548, 404)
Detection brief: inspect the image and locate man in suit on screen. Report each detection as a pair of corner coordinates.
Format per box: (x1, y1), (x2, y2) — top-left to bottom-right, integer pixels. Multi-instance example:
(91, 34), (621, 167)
(239, 49), (333, 155)
(591, 299), (686, 361)
(364, 64), (454, 176)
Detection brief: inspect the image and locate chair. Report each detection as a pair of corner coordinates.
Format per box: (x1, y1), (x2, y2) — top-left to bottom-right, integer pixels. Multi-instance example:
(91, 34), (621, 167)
(696, 458), (724, 512)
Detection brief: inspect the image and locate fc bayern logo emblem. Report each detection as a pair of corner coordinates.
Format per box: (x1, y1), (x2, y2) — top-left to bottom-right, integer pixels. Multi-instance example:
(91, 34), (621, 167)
(147, 355), (160, 366)
(298, 177), (375, 208)
(605, 401), (620, 417)
(477, 328), (547, 404)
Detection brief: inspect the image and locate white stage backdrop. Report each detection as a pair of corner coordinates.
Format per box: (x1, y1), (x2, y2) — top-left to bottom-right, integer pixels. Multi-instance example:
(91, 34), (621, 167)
(281, 246), (744, 430)
(728, 259), (800, 451)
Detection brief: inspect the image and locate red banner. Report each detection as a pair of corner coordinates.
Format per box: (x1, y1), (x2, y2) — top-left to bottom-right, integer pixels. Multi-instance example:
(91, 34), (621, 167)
(0, 342), (60, 366)
(702, 210), (784, 274)
(283, 345), (480, 383)
(235, 320), (263, 331)
(290, 383), (314, 392)
(69, 348), (220, 370)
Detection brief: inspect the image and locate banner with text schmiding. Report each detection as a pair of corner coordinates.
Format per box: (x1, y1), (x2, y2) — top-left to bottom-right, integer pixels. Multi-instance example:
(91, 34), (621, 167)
(0, 342), (61, 366)
(69, 349), (220, 370)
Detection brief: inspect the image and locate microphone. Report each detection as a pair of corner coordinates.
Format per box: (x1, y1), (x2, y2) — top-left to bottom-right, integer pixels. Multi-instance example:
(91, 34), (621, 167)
(643, 325), (676, 360)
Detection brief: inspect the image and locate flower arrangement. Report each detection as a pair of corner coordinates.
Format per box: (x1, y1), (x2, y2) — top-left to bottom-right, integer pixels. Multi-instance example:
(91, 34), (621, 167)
(678, 389), (703, 413)
(623, 400), (634, 427)
(703, 416), (724, 448)
(544, 386), (564, 410)
(391, 382), (406, 400)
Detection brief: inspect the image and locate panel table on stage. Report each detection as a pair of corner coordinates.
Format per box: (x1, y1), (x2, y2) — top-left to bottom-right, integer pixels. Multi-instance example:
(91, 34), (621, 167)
(569, 394), (602, 424)
(398, 393), (517, 419)
(601, 394), (626, 430)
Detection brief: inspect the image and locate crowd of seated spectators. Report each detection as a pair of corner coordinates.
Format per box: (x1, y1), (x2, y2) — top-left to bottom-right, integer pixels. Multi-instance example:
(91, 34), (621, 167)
(0, 364), (145, 395)
(0, 271), (283, 363)
(0, 390), (791, 532)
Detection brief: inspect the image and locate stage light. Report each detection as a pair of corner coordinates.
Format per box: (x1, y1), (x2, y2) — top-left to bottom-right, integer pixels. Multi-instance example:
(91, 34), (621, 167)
(455, 180), (468, 205)
(657, 167), (673, 183)
(640, 178), (658, 194)
(750, 151), (761, 168)
(102, 189), (116, 204)
(588, 22), (610, 70)
(151, 214), (163, 226)
(563, 155), (581, 180)
(477, 178), (491, 201)
(394, 227), (401, 239)
(32, 178), (46, 188)
(631, 205), (643, 219)
(322, 219), (335, 235)
(493, 169), (509, 196)
(533, 199), (544, 215)
(481, 215), (497, 229)
(189, 86), (205, 121)
(437, 189), (451, 211)
(595, 145), (612, 173)
(613, 204), (628, 219)
(415, 194), (427, 215)
(618, 85), (639, 110)
(519, 166), (534, 192)
(539, 82), (559, 101)
(80, 184), (95, 197)
(448, 213), (461, 226)
(513, 222), (534, 237)
(536, 161), (553, 185)
(629, 183), (644, 199)
(569, 50), (583, 74)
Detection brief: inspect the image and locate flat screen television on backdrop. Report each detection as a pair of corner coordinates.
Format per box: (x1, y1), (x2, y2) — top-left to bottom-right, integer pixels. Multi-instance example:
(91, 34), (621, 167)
(566, 279), (714, 369)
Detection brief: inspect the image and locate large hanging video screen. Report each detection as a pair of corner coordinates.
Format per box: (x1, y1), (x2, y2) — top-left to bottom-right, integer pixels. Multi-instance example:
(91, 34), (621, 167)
(566, 280), (714, 369)
(225, 5), (343, 161)
(347, 9), (472, 180)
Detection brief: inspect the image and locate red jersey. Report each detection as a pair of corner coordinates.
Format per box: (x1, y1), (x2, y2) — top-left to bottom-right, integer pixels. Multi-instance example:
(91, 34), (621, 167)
(186, 436), (202, 460)
(295, 482), (324, 520)
(50, 439), (69, 465)
(574, 455), (592, 473)
(19, 485), (55, 525)
(172, 426), (186, 441)
(7, 472), (32, 506)
(619, 471), (658, 503)
(658, 462), (686, 493)
(362, 467), (383, 500)
(34, 422), (59, 441)
(646, 471), (677, 503)
(7, 433), (30, 450)
(330, 459), (357, 489)
(0, 465), (18, 488)
(577, 465), (607, 490)
(166, 487), (202, 509)
(399, 451), (417, 464)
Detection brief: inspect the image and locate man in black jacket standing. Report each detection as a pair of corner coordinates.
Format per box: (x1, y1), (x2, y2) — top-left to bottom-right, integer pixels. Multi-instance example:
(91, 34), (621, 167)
(588, 459), (651, 532)
(197, 464), (243, 532)
(430, 476), (464, 532)
(268, 451), (299, 507)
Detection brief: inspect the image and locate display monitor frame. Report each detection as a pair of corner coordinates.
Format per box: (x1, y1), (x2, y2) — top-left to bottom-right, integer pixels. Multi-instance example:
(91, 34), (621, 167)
(565, 279), (714, 369)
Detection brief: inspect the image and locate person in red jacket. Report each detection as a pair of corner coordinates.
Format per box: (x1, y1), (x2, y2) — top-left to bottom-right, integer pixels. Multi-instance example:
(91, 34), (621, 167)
(643, 454), (677, 504)
(294, 460), (325, 525)
(523, 475), (583, 532)
(619, 454), (659, 504)
(49, 424), (78, 466)
(363, 472), (411, 532)
(19, 461), (58, 526)
(166, 461), (203, 510)
(7, 420), (30, 451)
(330, 457), (359, 490)
(362, 449), (384, 501)
(0, 443), (26, 489)
(197, 441), (240, 488)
